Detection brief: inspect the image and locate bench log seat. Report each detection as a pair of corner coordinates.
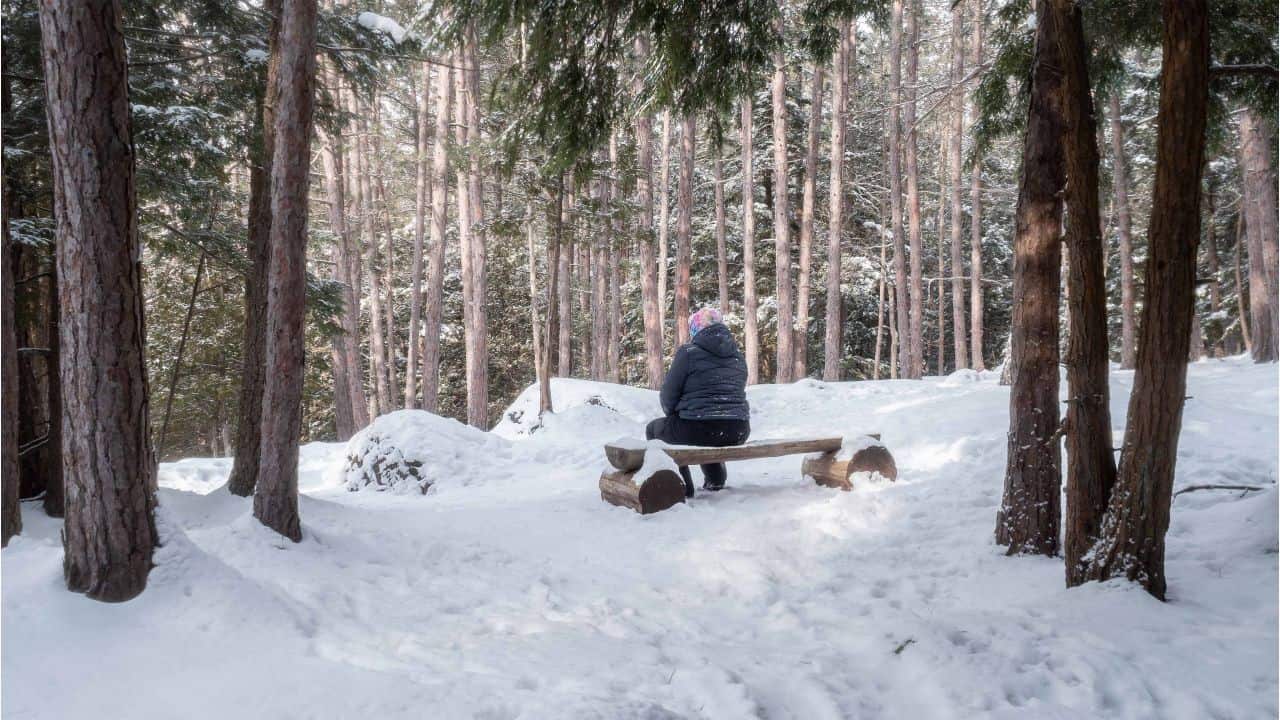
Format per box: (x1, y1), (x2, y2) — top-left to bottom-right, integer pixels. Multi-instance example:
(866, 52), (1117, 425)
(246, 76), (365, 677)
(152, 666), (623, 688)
(599, 435), (897, 514)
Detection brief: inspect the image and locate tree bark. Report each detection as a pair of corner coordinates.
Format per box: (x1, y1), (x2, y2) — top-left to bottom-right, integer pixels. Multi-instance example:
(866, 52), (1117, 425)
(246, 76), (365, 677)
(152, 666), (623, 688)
(1204, 188), (1222, 355)
(422, 59), (452, 412)
(904, 0), (924, 379)
(1084, 0), (1209, 600)
(357, 108), (389, 417)
(227, 0), (280, 497)
(995, 0), (1066, 557)
(741, 98), (760, 385)
(405, 62), (431, 408)
(1108, 94), (1138, 369)
(889, 0), (909, 381)
(372, 97), (397, 405)
(676, 114), (695, 346)
(636, 39), (663, 389)
(253, 0), (317, 543)
(714, 148), (729, 312)
(658, 110), (672, 334)
(632, 48), (662, 388)
(824, 24), (850, 382)
(1234, 211), (1252, 355)
(969, 0), (986, 371)
(40, 0), (157, 598)
(158, 252), (207, 459)
(2, 157), (21, 546)
(607, 132), (622, 383)
(773, 42), (795, 383)
(1240, 107), (1279, 362)
(462, 29), (488, 427)
(948, 2), (969, 369)
(557, 182), (573, 377)
(591, 178), (609, 381)
(796, 64), (824, 378)
(1057, 0), (1118, 587)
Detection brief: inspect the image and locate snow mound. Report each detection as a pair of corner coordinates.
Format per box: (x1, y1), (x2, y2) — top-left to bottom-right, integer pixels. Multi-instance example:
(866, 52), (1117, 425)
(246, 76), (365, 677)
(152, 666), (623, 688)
(940, 368), (982, 386)
(341, 410), (513, 493)
(494, 378), (660, 439)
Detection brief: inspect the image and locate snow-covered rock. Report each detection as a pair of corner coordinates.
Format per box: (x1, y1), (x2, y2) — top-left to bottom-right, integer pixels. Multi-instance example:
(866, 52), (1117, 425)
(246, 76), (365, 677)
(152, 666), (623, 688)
(341, 409), (513, 493)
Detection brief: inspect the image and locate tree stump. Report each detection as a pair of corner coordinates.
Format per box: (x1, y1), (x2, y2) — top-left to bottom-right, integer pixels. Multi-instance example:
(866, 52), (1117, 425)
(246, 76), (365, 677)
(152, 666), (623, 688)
(801, 443), (898, 491)
(599, 468), (685, 514)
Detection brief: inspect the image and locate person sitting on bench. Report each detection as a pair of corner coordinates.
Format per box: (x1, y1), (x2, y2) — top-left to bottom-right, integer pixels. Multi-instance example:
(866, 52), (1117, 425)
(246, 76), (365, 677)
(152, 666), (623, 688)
(646, 307), (751, 496)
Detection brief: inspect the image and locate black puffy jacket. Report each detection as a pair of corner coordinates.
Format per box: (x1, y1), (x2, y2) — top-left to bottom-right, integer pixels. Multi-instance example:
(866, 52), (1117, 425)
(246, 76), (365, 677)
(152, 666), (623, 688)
(660, 323), (750, 421)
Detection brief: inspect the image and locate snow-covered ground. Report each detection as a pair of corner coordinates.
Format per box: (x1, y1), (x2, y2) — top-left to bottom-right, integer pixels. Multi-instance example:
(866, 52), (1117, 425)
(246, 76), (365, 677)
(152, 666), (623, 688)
(3, 358), (1276, 719)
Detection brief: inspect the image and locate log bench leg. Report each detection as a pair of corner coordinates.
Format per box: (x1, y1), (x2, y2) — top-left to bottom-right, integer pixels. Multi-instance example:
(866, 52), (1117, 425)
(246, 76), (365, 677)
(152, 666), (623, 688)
(802, 444), (898, 491)
(599, 468), (686, 514)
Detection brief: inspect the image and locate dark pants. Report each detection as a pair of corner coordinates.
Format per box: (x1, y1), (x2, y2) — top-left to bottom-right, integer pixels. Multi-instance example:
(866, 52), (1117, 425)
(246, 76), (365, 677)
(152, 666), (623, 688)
(645, 416), (751, 495)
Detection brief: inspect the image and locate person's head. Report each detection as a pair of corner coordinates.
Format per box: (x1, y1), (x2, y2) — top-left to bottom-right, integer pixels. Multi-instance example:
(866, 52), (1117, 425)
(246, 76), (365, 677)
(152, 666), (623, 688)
(688, 307), (724, 337)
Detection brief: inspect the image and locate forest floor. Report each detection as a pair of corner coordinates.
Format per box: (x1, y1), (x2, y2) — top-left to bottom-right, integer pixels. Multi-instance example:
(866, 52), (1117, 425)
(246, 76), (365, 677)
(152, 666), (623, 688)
(3, 358), (1277, 719)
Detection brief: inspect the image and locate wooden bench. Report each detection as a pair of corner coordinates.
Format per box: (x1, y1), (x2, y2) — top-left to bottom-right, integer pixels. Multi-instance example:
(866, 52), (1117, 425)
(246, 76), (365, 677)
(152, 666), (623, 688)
(599, 435), (897, 514)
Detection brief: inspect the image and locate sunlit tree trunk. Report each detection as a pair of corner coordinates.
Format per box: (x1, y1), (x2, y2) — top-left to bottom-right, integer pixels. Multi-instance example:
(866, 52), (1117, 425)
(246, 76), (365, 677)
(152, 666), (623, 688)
(405, 62), (431, 408)
(607, 132), (622, 383)
(796, 64), (824, 378)
(1084, 0), (1209, 600)
(996, 0), (1066, 557)
(1108, 94), (1137, 369)
(969, 0), (986, 370)
(948, 1), (969, 369)
(422, 59), (451, 412)
(462, 30), (489, 427)
(889, 0), (909, 380)
(658, 110), (672, 335)
(635, 37), (663, 388)
(904, 0), (924, 379)
(675, 114), (695, 345)
(824, 23), (851, 382)
(714, 148), (729, 312)
(1240, 108), (1279, 362)
(741, 98), (760, 385)
(773, 40), (795, 383)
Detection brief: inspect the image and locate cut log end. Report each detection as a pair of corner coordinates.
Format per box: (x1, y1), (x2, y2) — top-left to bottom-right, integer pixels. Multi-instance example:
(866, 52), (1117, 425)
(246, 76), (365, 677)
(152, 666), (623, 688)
(802, 443), (898, 491)
(599, 468), (686, 514)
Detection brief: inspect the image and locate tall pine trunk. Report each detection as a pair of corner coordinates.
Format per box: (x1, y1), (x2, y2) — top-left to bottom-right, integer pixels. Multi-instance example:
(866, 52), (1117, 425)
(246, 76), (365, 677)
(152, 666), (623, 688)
(675, 115), (695, 345)
(996, 0), (1066, 556)
(591, 178), (608, 381)
(228, 2), (280, 497)
(658, 111), (672, 334)
(948, 2), (969, 369)
(1108, 94), (1137, 369)
(889, 0), (909, 380)
(40, 0), (157, 598)
(1, 116), (20, 545)
(1084, 0), (1209, 600)
(372, 98), (397, 404)
(557, 182), (573, 377)
(904, 0), (924, 379)
(772, 42), (795, 383)
(405, 62), (431, 408)
(1240, 108), (1279, 362)
(741, 98), (760, 385)
(607, 132), (622, 383)
(635, 39), (663, 389)
(461, 31), (489, 427)
(824, 24), (850, 382)
(796, 64), (824, 378)
(357, 109), (390, 416)
(1057, 0), (1117, 587)
(969, 0), (986, 371)
(714, 149), (729, 312)
(254, 0), (317, 543)
(422, 59), (451, 412)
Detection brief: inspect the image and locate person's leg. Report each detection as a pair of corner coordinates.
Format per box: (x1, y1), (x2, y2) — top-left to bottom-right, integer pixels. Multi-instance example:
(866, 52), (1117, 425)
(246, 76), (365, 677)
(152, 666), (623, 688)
(645, 416), (695, 497)
(695, 420), (750, 491)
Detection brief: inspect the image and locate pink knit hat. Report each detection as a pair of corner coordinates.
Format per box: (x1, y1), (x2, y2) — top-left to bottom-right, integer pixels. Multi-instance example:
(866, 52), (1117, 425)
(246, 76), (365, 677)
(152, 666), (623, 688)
(688, 307), (724, 337)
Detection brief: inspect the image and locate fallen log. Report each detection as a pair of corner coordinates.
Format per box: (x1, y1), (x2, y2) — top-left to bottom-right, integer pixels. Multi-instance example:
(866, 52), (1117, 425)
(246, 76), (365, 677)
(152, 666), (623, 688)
(801, 443), (898, 490)
(599, 467), (686, 514)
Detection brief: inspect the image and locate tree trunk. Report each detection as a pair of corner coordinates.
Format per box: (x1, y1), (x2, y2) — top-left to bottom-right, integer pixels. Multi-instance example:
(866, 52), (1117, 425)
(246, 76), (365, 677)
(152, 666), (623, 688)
(463, 30), (488, 427)
(937, 143), (947, 374)
(1108, 93), (1138, 369)
(905, 0), (924, 379)
(1240, 108), (1279, 362)
(636, 41), (663, 389)
(527, 196), (548, 412)
(422, 58), (452, 412)
(557, 182), (573, 377)
(1234, 211), (1252, 355)
(948, 2), (969, 369)
(773, 42), (795, 383)
(658, 110), (672, 335)
(405, 62), (431, 408)
(591, 178), (608, 381)
(1084, 0), (1209, 600)
(969, 0), (986, 371)
(1204, 188), (1222, 355)
(824, 24), (850, 382)
(357, 108), (389, 417)
(253, 0), (317, 543)
(995, 0), (1066, 557)
(889, 0), (909, 381)
(1057, 0), (1118, 587)
(796, 64), (824, 378)
(607, 132), (622, 383)
(676, 114), (695, 345)
(372, 97), (397, 405)
(40, 0), (157, 598)
(158, 252), (207, 459)
(741, 98), (760, 385)
(543, 179), (563, 409)
(714, 148), (729, 312)
(2, 158), (21, 546)
(227, 1), (280, 498)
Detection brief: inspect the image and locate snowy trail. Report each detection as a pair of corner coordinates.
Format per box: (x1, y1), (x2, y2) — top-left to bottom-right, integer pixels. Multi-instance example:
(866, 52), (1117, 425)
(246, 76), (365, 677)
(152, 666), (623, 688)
(3, 359), (1276, 719)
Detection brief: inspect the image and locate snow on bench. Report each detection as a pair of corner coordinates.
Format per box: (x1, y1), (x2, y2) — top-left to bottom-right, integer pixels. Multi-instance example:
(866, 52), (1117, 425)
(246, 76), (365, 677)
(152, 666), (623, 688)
(599, 435), (897, 514)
